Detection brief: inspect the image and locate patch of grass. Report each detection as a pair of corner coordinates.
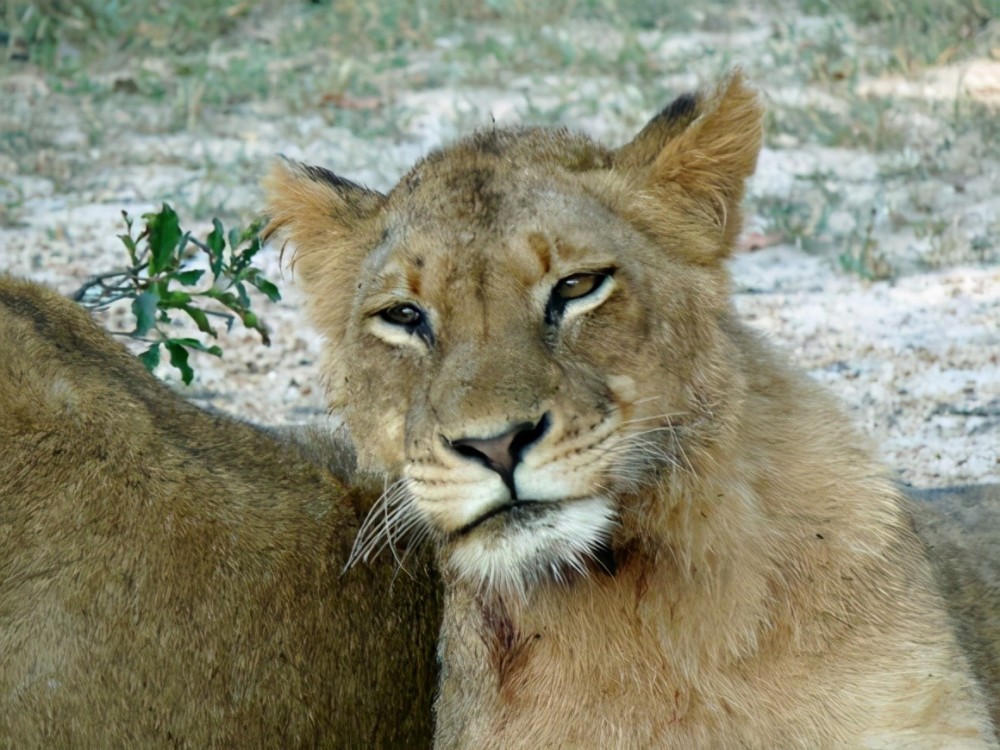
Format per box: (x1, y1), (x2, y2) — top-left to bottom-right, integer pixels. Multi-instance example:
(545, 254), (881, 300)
(766, 95), (904, 152)
(10, 0), (996, 82)
(4, 0), (726, 116)
(4, 1), (228, 67)
(915, 216), (999, 268)
(766, 15), (863, 82)
(949, 98), (1000, 159)
(799, 0), (998, 70)
(753, 193), (831, 252)
(751, 166), (849, 251)
(838, 206), (892, 279)
(0, 179), (25, 228)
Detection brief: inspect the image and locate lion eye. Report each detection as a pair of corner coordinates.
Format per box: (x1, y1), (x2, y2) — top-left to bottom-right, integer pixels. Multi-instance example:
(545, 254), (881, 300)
(380, 303), (423, 328)
(545, 269), (614, 326)
(552, 272), (604, 301)
(376, 303), (434, 347)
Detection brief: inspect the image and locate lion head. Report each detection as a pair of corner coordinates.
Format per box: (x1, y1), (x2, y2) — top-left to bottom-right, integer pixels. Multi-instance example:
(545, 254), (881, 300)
(264, 73), (763, 598)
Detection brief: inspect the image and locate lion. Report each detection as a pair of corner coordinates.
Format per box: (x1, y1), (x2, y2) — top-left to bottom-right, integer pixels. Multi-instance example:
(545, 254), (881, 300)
(0, 275), (441, 747)
(264, 72), (1000, 747)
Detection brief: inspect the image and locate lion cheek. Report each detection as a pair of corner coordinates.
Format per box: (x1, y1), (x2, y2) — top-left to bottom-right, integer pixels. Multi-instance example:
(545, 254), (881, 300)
(350, 405), (408, 473)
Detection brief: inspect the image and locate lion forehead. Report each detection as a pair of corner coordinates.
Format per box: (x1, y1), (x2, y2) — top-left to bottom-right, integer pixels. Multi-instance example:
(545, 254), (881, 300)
(374, 184), (636, 302)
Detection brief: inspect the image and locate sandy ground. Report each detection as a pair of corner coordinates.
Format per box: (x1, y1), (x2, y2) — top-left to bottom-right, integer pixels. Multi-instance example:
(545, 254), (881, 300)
(1, 12), (997, 489)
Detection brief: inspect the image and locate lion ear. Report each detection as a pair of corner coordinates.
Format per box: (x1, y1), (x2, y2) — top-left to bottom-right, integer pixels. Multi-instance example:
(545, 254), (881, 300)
(613, 91), (702, 170)
(261, 158), (386, 284)
(261, 159), (386, 411)
(616, 71), (763, 259)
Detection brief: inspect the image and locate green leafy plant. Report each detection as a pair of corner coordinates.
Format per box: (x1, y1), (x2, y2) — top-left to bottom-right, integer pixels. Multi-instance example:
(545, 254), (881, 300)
(838, 206), (892, 280)
(73, 204), (280, 385)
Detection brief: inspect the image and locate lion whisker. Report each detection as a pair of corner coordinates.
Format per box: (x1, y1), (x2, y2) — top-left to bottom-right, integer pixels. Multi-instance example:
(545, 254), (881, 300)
(619, 411), (687, 427)
(347, 478), (416, 569)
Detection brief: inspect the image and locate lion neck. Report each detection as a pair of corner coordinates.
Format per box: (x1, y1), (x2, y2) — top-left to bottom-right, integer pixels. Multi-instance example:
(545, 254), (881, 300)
(432, 386), (919, 747)
(434, 459), (805, 742)
(441, 466), (779, 671)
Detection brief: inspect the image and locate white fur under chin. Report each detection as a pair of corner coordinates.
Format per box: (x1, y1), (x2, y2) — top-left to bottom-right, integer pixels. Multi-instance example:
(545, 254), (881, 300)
(447, 497), (617, 600)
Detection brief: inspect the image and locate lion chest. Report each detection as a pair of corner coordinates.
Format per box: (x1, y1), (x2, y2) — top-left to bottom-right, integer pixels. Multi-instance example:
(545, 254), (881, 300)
(436, 582), (713, 748)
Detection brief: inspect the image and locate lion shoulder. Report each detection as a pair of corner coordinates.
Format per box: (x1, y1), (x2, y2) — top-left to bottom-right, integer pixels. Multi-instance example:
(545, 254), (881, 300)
(0, 275), (440, 747)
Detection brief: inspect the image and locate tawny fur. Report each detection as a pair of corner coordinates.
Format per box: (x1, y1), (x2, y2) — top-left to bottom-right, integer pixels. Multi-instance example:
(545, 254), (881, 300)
(913, 484), (1000, 728)
(265, 71), (999, 747)
(0, 276), (441, 748)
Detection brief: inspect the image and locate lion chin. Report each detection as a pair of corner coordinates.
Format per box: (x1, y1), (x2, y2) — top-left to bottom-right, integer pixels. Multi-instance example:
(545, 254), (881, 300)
(447, 496), (617, 598)
(266, 70), (1000, 748)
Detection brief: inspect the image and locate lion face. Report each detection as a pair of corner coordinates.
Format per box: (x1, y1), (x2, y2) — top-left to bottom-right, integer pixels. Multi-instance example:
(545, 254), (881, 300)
(264, 74), (763, 597)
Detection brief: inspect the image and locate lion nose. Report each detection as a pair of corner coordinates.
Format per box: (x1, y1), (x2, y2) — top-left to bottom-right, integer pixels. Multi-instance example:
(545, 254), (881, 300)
(448, 414), (550, 493)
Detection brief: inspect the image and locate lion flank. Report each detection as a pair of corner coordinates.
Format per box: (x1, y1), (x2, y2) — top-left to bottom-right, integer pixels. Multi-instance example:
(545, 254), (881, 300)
(0, 276), (441, 747)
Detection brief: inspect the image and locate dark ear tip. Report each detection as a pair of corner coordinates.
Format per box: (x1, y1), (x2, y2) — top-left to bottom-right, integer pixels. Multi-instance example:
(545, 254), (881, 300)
(306, 164), (372, 194)
(268, 156), (365, 194)
(656, 92), (698, 126)
(653, 68), (752, 126)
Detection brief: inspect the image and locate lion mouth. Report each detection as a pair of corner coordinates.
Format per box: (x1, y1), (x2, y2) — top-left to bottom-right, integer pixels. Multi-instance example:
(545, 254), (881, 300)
(456, 500), (548, 537)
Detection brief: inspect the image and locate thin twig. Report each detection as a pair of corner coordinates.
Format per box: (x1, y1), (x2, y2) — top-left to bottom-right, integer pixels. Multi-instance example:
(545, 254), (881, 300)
(185, 236), (213, 254)
(109, 332), (160, 343)
(81, 294), (136, 310)
(71, 262), (148, 301)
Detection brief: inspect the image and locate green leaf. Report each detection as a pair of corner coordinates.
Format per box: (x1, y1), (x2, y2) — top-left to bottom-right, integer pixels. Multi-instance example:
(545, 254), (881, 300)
(240, 234), (262, 263)
(168, 337), (223, 357)
(118, 211), (139, 265)
(132, 289), (160, 337)
(207, 218), (226, 254)
(240, 310), (270, 345)
(158, 290), (193, 307)
(204, 287), (241, 311)
(145, 204), (182, 275)
(240, 217), (266, 241)
(207, 218), (226, 279)
(229, 226), (262, 275)
(249, 275), (281, 302)
(165, 341), (194, 385)
(118, 233), (137, 264)
(236, 282), (250, 309)
(174, 337), (223, 357)
(138, 343), (161, 372)
(202, 282), (273, 344)
(175, 269), (205, 286)
(181, 304), (217, 336)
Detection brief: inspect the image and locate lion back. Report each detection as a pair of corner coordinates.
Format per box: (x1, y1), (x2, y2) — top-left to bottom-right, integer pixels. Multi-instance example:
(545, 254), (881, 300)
(0, 275), (441, 747)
